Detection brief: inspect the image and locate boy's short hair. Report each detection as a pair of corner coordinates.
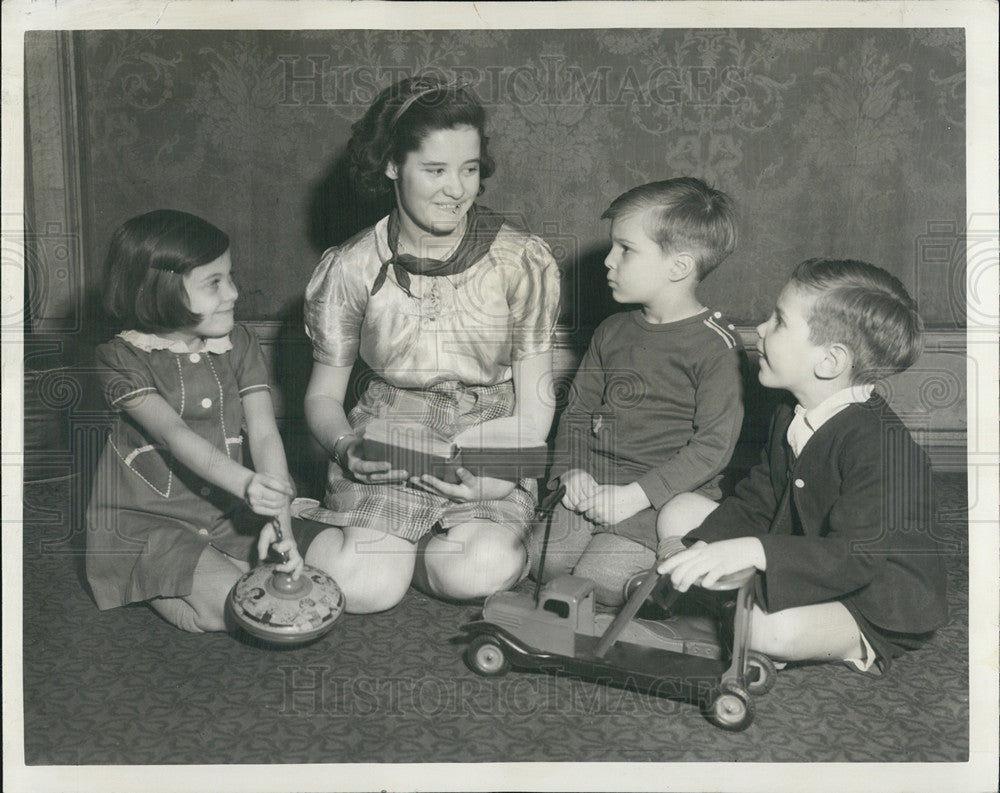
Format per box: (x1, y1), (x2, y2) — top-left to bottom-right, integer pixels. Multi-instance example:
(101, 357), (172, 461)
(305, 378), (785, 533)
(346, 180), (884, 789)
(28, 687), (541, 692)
(791, 258), (923, 383)
(103, 209), (230, 333)
(601, 177), (737, 279)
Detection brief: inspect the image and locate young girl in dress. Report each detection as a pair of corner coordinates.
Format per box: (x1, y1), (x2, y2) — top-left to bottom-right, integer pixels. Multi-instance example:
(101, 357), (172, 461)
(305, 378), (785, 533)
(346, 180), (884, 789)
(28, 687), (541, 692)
(86, 209), (303, 633)
(301, 76), (561, 613)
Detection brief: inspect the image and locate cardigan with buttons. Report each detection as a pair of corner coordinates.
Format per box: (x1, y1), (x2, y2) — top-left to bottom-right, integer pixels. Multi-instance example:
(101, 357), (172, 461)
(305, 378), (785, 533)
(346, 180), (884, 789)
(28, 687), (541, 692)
(688, 394), (949, 635)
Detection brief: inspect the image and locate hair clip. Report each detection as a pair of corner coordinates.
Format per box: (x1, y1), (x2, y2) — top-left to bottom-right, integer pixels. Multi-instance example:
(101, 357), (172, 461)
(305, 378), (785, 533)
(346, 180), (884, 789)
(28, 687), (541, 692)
(389, 77), (470, 127)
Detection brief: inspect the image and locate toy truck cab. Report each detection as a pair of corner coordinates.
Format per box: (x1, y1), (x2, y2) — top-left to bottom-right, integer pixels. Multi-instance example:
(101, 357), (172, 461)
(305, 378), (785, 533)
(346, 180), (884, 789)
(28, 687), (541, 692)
(479, 575), (598, 657)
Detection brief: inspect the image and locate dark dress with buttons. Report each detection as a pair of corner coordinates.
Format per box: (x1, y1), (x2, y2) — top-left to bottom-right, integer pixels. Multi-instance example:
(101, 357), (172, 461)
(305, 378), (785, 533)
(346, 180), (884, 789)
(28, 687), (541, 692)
(85, 325), (270, 609)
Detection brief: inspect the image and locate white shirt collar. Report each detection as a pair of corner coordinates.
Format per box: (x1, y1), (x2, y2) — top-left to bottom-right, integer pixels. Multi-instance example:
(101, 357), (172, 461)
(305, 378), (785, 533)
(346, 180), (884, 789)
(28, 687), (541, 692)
(118, 329), (233, 354)
(786, 384), (875, 456)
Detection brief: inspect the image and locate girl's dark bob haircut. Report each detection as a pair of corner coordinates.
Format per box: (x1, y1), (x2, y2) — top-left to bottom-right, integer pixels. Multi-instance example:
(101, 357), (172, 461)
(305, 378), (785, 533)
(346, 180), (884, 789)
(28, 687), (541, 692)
(348, 75), (495, 197)
(103, 209), (230, 333)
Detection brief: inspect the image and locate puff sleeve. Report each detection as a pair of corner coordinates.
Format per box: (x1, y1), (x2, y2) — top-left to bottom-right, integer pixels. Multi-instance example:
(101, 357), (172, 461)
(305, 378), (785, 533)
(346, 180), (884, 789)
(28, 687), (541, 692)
(507, 235), (560, 361)
(304, 246), (370, 366)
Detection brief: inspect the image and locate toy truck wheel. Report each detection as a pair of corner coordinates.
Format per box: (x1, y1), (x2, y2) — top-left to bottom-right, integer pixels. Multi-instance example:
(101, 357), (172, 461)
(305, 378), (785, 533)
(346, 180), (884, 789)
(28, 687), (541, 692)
(708, 682), (754, 731)
(466, 635), (510, 677)
(745, 651), (777, 695)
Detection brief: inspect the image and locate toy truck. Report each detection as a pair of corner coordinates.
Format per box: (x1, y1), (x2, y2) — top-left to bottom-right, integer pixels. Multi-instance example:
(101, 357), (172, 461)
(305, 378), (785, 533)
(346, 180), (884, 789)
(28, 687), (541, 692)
(461, 568), (776, 731)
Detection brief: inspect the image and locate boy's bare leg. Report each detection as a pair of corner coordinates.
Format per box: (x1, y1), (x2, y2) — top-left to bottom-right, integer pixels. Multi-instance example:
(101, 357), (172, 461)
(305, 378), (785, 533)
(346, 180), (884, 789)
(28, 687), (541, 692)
(655, 492), (719, 558)
(750, 601), (865, 663)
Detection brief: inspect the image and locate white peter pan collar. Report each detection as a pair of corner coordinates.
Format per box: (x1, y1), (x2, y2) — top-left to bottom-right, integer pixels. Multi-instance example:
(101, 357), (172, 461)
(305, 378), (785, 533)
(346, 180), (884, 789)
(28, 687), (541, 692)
(118, 329), (233, 354)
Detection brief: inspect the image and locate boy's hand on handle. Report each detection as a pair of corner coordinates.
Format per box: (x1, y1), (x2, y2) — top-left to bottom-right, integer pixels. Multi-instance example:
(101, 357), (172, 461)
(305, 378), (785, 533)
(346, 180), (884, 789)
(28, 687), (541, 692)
(244, 473), (294, 516)
(559, 469), (599, 511)
(577, 482), (650, 526)
(657, 538), (766, 592)
(257, 513), (304, 580)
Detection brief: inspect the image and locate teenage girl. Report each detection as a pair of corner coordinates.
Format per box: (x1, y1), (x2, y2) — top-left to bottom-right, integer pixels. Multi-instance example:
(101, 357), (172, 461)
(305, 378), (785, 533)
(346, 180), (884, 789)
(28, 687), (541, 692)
(301, 76), (561, 613)
(86, 209), (302, 632)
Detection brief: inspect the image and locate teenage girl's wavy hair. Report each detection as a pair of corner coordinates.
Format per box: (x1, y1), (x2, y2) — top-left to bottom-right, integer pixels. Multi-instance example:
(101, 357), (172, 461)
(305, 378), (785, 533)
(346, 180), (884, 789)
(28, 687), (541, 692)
(601, 177), (738, 280)
(103, 209), (230, 333)
(347, 75), (495, 197)
(790, 258), (924, 383)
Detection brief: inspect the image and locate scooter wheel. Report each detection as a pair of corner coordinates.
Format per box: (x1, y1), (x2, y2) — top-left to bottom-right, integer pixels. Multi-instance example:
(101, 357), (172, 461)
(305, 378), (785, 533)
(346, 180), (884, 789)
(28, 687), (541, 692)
(745, 651), (777, 695)
(466, 635), (510, 677)
(708, 681), (754, 731)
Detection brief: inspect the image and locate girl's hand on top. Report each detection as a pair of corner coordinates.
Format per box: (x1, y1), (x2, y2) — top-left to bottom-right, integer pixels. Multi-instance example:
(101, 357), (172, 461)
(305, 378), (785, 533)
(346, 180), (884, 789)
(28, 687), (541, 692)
(257, 514), (304, 580)
(412, 468), (516, 503)
(340, 439), (409, 484)
(244, 472), (295, 516)
(559, 468), (599, 511)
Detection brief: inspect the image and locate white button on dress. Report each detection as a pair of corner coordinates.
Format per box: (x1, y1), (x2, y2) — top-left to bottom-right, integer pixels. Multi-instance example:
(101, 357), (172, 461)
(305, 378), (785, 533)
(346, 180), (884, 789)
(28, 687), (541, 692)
(189, 353), (201, 363)
(201, 398), (212, 409)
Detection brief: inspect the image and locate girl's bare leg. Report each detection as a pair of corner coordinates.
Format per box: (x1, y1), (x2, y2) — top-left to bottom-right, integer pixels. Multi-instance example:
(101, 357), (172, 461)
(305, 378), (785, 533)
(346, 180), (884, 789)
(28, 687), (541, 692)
(149, 546), (249, 632)
(305, 526), (416, 613)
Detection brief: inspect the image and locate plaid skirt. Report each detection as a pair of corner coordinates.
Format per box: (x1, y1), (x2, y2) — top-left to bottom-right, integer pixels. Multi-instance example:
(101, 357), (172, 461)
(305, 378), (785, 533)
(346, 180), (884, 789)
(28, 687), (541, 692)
(300, 378), (537, 543)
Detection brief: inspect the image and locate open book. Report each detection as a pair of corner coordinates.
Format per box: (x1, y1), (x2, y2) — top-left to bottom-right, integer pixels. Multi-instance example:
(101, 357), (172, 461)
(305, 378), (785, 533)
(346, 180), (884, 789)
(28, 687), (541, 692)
(361, 416), (549, 483)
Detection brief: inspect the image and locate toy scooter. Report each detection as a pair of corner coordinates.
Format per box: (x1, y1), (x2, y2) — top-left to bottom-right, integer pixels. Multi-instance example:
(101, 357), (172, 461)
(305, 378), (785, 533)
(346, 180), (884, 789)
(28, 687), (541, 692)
(461, 486), (776, 731)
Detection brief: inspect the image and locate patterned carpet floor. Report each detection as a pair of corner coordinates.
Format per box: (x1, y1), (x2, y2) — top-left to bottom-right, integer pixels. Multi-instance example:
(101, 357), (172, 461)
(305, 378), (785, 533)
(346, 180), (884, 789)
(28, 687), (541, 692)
(21, 473), (969, 765)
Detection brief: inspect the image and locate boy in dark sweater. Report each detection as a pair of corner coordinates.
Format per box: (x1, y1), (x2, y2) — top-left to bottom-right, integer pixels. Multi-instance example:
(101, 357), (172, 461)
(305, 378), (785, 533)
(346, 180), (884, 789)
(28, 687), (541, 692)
(530, 177), (743, 605)
(657, 259), (948, 673)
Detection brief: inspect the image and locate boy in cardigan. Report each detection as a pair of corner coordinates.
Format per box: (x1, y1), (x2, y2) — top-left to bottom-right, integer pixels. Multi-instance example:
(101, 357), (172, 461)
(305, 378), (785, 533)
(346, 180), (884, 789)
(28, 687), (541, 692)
(530, 177), (744, 605)
(657, 259), (949, 673)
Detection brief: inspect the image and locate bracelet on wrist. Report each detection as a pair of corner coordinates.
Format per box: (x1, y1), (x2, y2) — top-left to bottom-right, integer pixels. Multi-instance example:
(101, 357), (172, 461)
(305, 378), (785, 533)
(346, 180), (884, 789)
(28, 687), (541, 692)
(332, 432), (359, 467)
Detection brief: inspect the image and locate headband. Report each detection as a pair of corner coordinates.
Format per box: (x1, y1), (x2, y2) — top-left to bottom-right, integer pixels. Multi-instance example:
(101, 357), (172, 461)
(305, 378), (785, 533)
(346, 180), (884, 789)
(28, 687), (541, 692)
(389, 78), (470, 128)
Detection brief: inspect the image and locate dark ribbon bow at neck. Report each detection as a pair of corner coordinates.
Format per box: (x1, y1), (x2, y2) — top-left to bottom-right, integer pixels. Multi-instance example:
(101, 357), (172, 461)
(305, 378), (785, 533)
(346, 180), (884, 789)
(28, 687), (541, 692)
(370, 204), (505, 297)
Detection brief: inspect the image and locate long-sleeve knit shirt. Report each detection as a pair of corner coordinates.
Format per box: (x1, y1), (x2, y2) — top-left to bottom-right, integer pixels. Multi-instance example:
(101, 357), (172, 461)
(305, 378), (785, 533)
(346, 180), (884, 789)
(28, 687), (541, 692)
(551, 308), (745, 509)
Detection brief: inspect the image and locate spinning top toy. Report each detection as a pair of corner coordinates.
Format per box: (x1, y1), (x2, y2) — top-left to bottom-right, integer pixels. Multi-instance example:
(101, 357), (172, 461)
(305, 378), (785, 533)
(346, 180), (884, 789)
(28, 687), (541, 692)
(227, 521), (345, 645)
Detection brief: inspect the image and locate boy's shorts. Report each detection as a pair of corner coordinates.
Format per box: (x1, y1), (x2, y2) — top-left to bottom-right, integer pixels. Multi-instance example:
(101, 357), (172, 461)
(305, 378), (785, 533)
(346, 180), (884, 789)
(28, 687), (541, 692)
(594, 506), (659, 551)
(842, 599), (936, 676)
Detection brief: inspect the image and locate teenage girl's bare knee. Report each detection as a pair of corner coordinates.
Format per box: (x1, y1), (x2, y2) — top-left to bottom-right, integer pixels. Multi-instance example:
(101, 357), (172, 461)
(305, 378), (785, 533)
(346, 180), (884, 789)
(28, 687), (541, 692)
(306, 526), (414, 613)
(423, 521), (525, 601)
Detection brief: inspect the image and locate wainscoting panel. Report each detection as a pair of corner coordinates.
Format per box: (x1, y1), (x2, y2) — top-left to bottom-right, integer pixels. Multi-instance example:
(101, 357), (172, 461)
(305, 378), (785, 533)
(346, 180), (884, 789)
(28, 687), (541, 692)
(248, 322), (968, 472)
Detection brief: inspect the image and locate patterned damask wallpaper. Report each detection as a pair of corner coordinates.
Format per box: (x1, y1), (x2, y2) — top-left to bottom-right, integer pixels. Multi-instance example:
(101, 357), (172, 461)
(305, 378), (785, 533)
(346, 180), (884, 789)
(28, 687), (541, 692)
(67, 28), (965, 329)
